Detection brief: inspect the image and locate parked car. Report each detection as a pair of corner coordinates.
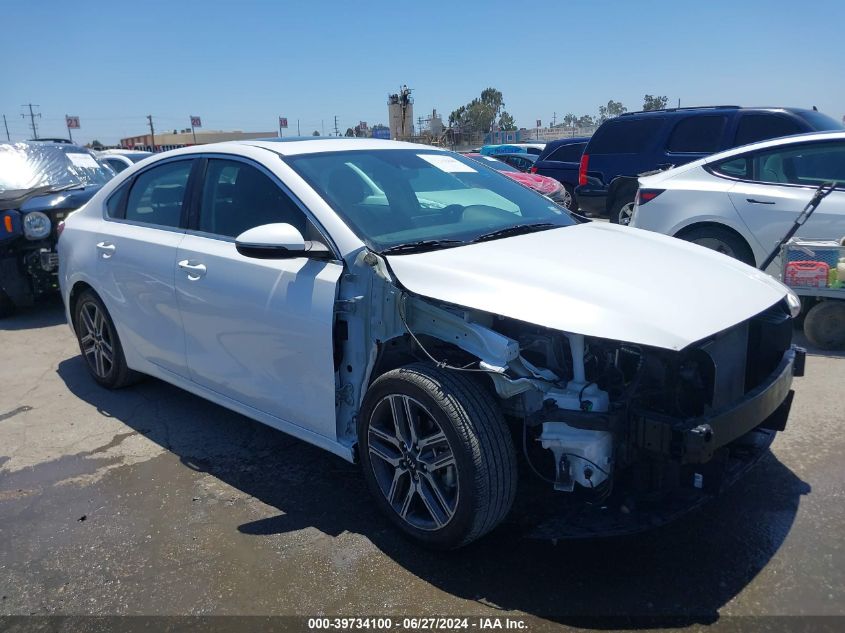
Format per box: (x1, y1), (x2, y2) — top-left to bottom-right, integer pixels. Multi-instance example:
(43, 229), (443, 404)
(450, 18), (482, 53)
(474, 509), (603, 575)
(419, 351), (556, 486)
(0, 141), (115, 316)
(465, 153), (570, 207)
(491, 152), (536, 172)
(97, 149), (153, 173)
(629, 131), (845, 267)
(60, 138), (804, 548)
(576, 106), (844, 223)
(531, 137), (590, 210)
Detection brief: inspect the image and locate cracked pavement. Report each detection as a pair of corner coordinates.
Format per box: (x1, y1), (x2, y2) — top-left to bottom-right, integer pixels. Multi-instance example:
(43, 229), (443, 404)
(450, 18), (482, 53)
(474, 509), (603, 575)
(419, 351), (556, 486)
(1, 296), (844, 630)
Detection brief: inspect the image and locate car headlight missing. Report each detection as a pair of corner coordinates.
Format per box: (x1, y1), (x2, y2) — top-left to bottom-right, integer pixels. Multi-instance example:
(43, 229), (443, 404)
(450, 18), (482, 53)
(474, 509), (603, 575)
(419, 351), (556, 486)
(23, 211), (51, 240)
(786, 290), (802, 318)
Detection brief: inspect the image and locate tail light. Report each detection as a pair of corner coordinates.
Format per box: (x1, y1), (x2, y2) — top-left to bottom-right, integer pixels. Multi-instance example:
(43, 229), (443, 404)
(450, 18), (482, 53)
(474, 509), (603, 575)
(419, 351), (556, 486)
(635, 188), (665, 205)
(578, 153), (589, 186)
(3, 214), (12, 233)
(529, 166), (538, 174)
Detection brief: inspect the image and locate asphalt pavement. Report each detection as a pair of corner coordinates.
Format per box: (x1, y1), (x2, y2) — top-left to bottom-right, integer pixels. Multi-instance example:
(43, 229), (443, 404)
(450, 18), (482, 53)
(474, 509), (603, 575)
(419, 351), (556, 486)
(1, 296), (843, 632)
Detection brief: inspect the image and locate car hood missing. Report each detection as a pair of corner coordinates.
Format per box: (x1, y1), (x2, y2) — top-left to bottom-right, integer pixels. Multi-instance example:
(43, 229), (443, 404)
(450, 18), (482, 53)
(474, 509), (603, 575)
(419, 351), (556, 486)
(385, 223), (789, 351)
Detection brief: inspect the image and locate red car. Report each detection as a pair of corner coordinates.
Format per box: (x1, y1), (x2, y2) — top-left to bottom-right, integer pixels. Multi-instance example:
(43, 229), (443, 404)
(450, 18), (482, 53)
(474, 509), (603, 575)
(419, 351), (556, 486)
(465, 153), (571, 209)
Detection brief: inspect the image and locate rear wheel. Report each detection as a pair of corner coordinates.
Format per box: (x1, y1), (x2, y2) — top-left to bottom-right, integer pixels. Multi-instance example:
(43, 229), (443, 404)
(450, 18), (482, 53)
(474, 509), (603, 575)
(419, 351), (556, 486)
(676, 226), (756, 266)
(609, 194), (636, 224)
(803, 301), (845, 350)
(73, 289), (140, 388)
(358, 363), (517, 549)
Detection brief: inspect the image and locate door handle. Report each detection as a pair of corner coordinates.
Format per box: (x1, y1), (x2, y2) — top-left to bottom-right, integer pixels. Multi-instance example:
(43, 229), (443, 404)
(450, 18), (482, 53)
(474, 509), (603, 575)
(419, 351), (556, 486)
(178, 260), (207, 280)
(96, 242), (116, 258)
(746, 198), (776, 205)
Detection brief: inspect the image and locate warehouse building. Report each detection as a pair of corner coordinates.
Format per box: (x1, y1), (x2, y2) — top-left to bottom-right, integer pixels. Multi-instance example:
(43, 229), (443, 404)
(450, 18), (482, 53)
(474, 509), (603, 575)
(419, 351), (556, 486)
(120, 129), (277, 152)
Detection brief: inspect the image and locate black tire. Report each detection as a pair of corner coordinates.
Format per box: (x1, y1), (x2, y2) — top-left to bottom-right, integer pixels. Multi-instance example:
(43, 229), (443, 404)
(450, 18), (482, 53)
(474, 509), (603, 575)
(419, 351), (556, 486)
(562, 184), (577, 212)
(0, 290), (15, 319)
(676, 225), (756, 266)
(358, 363), (517, 549)
(73, 289), (141, 389)
(803, 301), (845, 350)
(609, 193), (636, 224)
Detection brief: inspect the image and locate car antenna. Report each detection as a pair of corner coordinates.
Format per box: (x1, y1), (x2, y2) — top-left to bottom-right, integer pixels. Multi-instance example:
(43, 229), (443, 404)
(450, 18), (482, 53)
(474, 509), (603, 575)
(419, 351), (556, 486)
(759, 181), (837, 270)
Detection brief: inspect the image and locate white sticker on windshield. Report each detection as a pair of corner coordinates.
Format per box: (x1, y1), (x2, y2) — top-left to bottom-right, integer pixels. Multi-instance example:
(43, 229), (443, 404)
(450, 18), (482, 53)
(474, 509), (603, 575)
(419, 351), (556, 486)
(418, 153), (477, 173)
(66, 153), (101, 169)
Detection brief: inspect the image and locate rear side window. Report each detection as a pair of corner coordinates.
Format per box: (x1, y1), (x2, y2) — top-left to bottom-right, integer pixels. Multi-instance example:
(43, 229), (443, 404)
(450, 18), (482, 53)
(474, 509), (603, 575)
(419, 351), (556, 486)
(546, 143), (586, 162)
(587, 118), (664, 154)
(198, 159), (307, 238)
(125, 160), (192, 227)
(666, 116), (727, 153)
(734, 114), (803, 146)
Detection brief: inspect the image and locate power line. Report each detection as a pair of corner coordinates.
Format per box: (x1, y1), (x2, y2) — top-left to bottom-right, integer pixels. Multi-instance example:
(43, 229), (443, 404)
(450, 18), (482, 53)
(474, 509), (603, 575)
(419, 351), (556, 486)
(21, 103), (41, 139)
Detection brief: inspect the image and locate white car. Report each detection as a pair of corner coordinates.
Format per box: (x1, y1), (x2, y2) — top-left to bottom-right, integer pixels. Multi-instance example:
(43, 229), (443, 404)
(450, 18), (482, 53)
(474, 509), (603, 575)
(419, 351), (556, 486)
(96, 149), (153, 174)
(59, 138), (803, 548)
(629, 131), (845, 267)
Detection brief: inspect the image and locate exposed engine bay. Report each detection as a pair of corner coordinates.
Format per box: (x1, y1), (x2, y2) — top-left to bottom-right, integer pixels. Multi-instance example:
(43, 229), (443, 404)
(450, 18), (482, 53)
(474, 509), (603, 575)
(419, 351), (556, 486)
(333, 249), (802, 534)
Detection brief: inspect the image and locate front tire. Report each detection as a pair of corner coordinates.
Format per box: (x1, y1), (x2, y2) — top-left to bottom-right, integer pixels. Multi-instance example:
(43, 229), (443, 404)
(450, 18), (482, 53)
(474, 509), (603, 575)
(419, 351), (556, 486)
(73, 289), (140, 389)
(803, 301), (845, 350)
(358, 363), (517, 548)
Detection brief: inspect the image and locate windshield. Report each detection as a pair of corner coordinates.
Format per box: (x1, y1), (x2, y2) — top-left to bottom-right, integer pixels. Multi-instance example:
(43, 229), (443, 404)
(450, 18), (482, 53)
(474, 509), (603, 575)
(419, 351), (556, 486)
(0, 142), (115, 200)
(286, 149), (574, 252)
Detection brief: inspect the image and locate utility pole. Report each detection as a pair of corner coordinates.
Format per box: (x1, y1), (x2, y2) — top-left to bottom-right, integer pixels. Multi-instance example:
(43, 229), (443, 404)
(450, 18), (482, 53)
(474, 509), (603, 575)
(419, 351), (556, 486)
(321, 120), (325, 136)
(333, 115), (339, 137)
(21, 103), (41, 139)
(146, 115), (156, 152)
(2, 115), (10, 141)
(297, 119), (300, 136)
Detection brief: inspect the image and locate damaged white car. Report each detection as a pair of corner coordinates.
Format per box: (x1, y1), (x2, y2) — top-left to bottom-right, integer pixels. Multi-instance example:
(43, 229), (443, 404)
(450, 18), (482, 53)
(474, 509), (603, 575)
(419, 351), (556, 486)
(59, 139), (805, 548)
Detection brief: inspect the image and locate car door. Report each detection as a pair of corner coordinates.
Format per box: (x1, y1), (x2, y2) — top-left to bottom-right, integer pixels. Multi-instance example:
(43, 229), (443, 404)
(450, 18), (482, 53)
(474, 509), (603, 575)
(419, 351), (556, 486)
(725, 140), (845, 257)
(174, 156), (343, 439)
(97, 158), (195, 377)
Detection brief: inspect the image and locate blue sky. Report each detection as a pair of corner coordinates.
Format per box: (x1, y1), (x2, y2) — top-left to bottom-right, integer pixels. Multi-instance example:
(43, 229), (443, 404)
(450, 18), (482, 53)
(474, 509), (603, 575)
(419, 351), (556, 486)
(2, 0), (843, 144)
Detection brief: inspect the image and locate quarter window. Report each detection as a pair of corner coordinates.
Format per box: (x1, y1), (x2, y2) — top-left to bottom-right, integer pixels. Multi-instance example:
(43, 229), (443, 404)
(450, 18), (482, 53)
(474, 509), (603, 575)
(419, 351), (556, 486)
(546, 143), (586, 162)
(666, 116), (727, 153)
(125, 160), (192, 227)
(734, 114), (803, 146)
(198, 159), (308, 238)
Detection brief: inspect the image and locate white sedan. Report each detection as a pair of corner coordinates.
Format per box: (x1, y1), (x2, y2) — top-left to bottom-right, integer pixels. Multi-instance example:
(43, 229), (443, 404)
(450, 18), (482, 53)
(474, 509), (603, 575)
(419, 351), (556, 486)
(59, 138), (802, 547)
(629, 131), (845, 267)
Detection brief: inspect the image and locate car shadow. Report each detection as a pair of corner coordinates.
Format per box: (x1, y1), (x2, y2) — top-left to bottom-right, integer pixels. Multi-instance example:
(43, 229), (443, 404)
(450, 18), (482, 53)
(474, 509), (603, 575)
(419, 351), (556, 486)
(1, 295), (67, 331)
(55, 356), (810, 628)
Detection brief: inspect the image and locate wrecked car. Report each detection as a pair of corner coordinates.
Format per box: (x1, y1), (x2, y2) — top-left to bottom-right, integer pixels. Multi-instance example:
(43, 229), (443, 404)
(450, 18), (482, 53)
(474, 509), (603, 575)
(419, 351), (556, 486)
(1, 141), (115, 317)
(58, 138), (805, 548)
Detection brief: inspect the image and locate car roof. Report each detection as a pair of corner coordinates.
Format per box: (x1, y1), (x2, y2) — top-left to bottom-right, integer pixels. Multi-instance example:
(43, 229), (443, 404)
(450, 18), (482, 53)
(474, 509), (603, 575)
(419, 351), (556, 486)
(544, 136), (591, 148)
(617, 105), (819, 119)
(493, 152), (536, 160)
(154, 137), (444, 158)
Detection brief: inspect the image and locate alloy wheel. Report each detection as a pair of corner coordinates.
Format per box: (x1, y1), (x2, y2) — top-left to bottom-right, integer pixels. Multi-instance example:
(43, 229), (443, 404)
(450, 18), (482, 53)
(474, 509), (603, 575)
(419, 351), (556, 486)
(367, 394), (459, 531)
(691, 237), (736, 258)
(618, 202), (635, 225)
(78, 301), (114, 378)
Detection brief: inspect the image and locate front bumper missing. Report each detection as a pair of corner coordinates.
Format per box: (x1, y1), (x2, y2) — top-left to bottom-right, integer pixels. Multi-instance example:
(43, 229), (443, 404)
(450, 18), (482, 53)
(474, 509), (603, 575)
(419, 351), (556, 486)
(633, 347), (801, 464)
(523, 346), (803, 540)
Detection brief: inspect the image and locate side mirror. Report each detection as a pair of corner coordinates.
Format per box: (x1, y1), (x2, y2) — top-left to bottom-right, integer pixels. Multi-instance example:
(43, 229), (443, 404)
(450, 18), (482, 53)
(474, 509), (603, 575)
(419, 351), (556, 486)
(235, 223), (331, 260)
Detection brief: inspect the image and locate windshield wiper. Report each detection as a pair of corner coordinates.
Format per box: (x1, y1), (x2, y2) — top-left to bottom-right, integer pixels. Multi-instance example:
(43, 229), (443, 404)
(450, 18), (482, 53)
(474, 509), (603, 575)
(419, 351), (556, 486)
(471, 222), (560, 243)
(380, 239), (465, 255)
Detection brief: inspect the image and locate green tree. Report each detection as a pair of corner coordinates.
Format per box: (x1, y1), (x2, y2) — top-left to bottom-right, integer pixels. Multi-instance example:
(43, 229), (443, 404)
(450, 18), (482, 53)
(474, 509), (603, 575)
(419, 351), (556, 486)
(312, 130), (320, 136)
(576, 114), (595, 128)
(643, 94), (669, 111)
(598, 99), (627, 123)
(562, 113), (578, 128)
(498, 111), (517, 131)
(345, 127), (355, 137)
(449, 87), (507, 133)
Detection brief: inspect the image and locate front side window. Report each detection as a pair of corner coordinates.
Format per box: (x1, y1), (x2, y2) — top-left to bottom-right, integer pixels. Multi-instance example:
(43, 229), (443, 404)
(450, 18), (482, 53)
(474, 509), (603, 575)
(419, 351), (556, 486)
(125, 160), (192, 227)
(198, 159), (308, 238)
(287, 149), (575, 252)
(666, 116), (727, 153)
(103, 158), (129, 174)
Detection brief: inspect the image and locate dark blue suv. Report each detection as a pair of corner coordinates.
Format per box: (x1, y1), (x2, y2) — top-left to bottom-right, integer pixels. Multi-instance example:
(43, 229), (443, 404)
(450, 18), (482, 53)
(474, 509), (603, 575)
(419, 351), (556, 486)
(530, 137), (590, 210)
(575, 106), (844, 222)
